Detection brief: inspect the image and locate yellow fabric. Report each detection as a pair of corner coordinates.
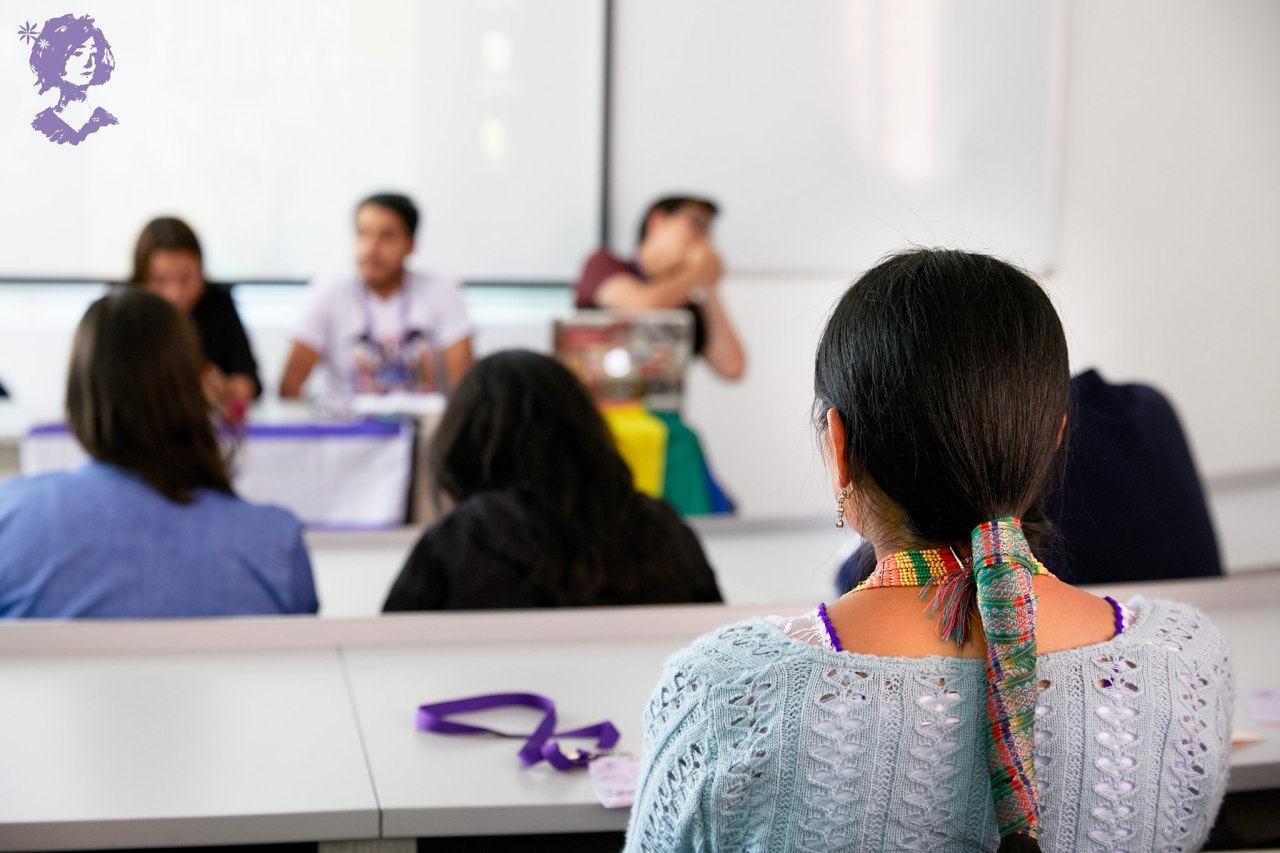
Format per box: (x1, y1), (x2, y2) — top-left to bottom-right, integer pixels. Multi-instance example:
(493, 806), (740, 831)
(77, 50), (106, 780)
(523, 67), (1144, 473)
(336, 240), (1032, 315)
(601, 403), (667, 498)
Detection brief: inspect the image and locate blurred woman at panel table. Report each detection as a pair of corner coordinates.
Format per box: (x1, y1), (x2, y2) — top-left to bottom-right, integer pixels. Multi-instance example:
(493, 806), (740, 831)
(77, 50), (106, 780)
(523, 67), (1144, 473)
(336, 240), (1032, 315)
(129, 216), (262, 419)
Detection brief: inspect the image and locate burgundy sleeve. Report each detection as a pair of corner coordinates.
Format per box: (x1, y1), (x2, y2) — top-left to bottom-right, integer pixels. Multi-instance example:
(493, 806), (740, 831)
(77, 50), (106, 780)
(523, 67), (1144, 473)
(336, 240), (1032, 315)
(574, 248), (633, 308)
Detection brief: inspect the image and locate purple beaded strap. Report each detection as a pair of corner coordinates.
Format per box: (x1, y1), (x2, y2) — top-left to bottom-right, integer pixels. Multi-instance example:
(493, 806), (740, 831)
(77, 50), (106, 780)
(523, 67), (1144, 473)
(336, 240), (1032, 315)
(1103, 595), (1126, 635)
(817, 602), (844, 652)
(416, 692), (619, 771)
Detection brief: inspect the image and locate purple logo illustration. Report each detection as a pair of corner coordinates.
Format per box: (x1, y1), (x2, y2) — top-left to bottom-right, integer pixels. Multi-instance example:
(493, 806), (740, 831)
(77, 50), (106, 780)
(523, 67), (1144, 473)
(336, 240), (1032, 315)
(21, 14), (117, 145)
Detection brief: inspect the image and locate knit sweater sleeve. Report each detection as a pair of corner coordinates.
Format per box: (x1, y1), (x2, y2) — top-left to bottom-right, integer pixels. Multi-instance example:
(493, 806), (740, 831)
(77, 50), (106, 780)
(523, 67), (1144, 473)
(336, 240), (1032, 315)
(624, 644), (720, 853)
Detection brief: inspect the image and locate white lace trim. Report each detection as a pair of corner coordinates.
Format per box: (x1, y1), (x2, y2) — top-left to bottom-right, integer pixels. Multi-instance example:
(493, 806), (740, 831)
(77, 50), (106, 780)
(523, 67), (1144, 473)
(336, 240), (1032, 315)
(767, 609), (835, 651)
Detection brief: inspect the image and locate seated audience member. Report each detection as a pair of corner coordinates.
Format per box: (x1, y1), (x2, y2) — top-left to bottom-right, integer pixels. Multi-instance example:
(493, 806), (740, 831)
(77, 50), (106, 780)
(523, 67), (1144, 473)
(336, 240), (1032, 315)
(575, 195), (746, 380)
(835, 368), (1224, 593)
(383, 350), (722, 611)
(130, 216), (262, 414)
(1045, 368), (1222, 583)
(627, 250), (1232, 852)
(279, 193), (474, 399)
(0, 291), (317, 618)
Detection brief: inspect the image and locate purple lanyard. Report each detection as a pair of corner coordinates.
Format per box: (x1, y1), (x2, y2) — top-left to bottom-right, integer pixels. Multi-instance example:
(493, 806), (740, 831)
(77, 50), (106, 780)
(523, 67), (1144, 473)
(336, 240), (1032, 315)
(415, 693), (620, 771)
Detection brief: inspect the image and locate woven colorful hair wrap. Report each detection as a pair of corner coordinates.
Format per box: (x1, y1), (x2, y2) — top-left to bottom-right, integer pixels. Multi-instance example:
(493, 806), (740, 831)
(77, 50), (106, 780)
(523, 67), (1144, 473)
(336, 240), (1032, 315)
(973, 516), (1042, 851)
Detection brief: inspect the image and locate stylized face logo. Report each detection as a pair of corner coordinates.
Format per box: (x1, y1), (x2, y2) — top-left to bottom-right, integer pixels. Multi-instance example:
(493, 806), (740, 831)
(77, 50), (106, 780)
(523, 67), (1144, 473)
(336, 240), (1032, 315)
(59, 38), (100, 88)
(27, 15), (115, 95)
(24, 14), (119, 145)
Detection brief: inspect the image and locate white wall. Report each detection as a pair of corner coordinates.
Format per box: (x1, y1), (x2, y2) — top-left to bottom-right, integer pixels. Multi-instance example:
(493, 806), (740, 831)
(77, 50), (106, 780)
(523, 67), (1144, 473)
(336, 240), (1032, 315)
(1051, 0), (1280, 478)
(611, 0), (1061, 271)
(0, 0), (603, 281)
(675, 0), (1280, 571)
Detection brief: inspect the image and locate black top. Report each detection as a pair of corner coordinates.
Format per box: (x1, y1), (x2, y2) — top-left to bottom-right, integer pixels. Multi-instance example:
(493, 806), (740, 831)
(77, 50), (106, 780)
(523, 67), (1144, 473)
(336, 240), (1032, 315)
(190, 283), (262, 397)
(383, 489), (723, 611)
(1042, 369), (1221, 584)
(834, 369), (1222, 593)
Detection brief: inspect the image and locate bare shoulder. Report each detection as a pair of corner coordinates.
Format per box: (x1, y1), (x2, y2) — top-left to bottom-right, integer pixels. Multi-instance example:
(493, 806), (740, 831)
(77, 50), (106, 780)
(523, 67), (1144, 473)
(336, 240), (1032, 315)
(827, 576), (1120, 659)
(1026, 576), (1118, 653)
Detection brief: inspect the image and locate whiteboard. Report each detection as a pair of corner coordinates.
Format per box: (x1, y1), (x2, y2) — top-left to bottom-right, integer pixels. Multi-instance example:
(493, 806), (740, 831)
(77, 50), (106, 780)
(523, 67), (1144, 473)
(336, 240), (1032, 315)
(611, 0), (1063, 272)
(0, 0), (604, 282)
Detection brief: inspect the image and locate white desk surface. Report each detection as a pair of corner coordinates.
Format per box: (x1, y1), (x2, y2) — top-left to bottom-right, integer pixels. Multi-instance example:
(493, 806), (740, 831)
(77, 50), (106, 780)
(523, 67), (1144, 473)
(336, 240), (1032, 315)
(0, 649), (379, 851)
(344, 638), (662, 837)
(0, 574), (1276, 846)
(342, 576), (1280, 837)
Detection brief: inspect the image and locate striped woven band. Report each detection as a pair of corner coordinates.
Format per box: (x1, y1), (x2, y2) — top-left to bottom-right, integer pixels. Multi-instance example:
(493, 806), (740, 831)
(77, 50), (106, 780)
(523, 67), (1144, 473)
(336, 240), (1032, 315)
(973, 517), (1042, 843)
(851, 517), (1046, 843)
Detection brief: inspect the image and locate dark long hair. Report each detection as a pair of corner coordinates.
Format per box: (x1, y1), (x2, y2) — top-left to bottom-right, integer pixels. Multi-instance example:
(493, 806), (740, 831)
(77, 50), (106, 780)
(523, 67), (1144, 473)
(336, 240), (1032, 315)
(130, 216), (203, 285)
(67, 290), (233, 503)
(815, 248), (1069, 554)
(430, 350), (671, 605)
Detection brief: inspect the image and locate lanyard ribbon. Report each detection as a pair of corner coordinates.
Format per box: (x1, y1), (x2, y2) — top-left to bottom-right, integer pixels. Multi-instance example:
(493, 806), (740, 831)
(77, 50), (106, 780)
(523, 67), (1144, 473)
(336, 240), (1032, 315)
(415, 692), (620, 771)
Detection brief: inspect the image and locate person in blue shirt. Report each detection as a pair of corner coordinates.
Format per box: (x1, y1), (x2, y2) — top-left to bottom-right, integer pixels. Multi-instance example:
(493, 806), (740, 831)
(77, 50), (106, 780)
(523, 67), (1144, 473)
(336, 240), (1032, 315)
(0, 290), (318, 618)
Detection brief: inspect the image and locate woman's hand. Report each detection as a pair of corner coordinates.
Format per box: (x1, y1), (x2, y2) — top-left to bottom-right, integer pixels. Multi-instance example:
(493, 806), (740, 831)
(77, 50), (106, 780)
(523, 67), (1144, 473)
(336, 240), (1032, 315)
(201, 364), (229, 409)
(201, 365), (254, 425)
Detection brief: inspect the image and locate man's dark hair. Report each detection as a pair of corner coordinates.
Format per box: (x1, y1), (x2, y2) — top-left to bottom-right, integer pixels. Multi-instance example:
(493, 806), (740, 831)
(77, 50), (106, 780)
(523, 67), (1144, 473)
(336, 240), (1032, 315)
(814, 248), (1069, 550)
(67, 290), (233, 504)
(637, 194), (719, 245)
(130, 216), (203, 285)
(357, 193), (420, 238)
(429, 349), (696, 605)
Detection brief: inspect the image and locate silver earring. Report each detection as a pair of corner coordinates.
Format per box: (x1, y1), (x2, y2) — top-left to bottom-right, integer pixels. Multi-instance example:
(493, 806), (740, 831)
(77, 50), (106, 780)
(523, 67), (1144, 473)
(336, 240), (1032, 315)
(835, 486), (853, 529)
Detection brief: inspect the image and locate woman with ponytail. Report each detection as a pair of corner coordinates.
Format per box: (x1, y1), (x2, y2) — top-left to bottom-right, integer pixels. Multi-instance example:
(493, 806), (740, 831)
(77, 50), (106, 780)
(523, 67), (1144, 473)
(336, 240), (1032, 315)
(625, 249), (1233, 852)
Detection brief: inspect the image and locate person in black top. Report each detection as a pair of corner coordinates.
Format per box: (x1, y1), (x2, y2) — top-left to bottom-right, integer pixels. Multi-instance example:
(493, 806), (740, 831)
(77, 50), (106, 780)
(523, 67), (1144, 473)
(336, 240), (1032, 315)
(384, 350), (722, 611)
(129, 217), (262, 415)
(1042, 369), (1222, 583)
(835, 368), (1222, 592)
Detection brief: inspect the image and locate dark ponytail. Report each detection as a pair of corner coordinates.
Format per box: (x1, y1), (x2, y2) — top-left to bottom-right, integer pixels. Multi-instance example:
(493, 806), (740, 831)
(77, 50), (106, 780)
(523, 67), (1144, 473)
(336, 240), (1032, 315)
(815, 249), (1067, 851)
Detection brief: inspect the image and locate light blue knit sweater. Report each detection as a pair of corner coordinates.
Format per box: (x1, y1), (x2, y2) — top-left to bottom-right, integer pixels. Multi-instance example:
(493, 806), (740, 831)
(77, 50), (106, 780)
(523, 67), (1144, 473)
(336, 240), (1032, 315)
(624, 597), (1233, 852)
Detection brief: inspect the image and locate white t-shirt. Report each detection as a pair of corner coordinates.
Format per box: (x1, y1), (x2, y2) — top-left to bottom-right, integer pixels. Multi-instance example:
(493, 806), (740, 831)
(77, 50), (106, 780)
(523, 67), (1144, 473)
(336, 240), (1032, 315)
(293, 270), (473, 396)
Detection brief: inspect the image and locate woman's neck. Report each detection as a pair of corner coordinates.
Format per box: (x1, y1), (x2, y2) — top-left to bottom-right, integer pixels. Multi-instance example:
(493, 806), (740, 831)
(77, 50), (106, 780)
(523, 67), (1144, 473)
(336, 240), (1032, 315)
(864, 529), (970, 562)
(57, 86), (88, 111)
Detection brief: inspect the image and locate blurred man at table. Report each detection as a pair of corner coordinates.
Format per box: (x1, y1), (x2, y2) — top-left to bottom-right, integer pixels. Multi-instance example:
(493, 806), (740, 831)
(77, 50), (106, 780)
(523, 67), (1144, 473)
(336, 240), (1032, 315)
(279, 193), (474, 400)
(574, 194), (746, 381)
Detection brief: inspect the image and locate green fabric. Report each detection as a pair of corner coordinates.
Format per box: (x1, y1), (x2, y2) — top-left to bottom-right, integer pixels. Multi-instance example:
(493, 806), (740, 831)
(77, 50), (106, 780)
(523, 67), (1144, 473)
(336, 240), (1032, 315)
(653, 411), (712, 517)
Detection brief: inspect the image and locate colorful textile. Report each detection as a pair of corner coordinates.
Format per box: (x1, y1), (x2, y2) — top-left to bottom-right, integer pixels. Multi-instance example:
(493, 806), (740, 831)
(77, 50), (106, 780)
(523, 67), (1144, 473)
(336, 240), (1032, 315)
(853, 517), (1046, 845)
(973, 518), (1043, 843)
(602, 403), (667, 498)
(652, 411), (712, 516)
